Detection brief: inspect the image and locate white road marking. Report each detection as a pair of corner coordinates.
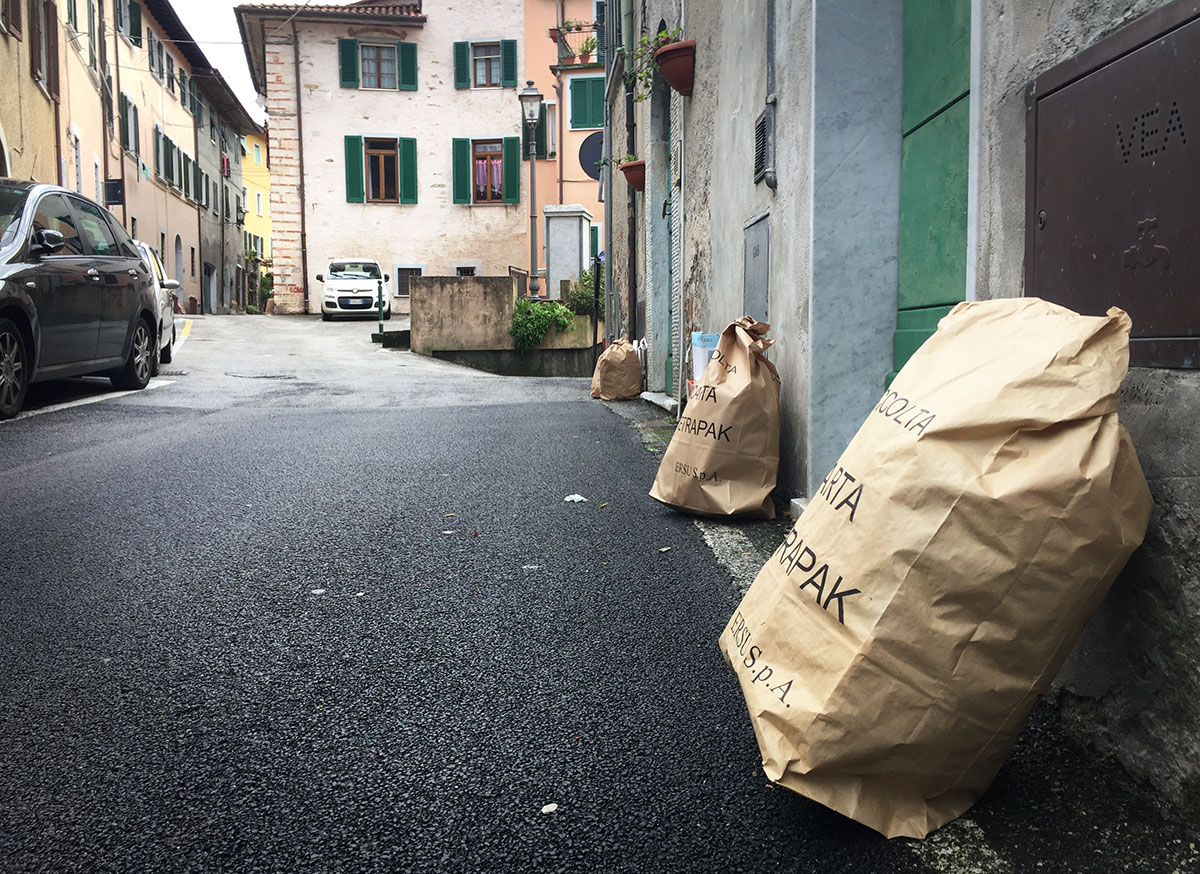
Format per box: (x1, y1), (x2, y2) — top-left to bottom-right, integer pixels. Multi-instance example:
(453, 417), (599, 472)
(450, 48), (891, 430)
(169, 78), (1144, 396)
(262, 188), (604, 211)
(3, 380), (174, 423)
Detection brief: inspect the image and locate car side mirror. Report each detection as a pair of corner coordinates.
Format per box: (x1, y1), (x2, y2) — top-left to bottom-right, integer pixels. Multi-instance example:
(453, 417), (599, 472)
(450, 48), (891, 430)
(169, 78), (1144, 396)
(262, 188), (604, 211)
(384, 274), (390, 282)
(315, 274), (324, 282)
(162, 279), (181, 290)
(31, 228), (66, 256)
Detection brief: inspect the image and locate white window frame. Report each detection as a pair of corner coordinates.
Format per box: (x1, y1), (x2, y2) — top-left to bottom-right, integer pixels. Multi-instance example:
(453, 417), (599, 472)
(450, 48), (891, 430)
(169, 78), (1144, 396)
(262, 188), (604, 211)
(360, 42), (399, 90)
(544, 100), (558, 156)
(392, 263), (425, 298)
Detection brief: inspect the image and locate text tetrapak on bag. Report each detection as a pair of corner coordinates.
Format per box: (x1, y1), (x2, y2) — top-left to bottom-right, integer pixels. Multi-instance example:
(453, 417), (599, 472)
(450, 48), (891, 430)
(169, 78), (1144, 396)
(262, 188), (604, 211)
(590, 338), (643, 401)
(650, 317), (781, 518)
(718, 298), (1152, 839)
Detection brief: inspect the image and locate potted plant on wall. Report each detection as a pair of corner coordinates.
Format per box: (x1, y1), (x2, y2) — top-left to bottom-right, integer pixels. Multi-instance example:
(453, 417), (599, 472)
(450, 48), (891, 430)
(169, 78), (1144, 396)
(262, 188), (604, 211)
(628, 27), (681, 100)
(578, 35), (598, 64)
(615, 153), (645, 192)
(654, 36), (696, 96)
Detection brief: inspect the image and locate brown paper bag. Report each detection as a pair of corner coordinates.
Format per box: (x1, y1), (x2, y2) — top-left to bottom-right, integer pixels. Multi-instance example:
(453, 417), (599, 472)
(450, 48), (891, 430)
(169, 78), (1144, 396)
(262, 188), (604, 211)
(650, 317), (781, 518)
(718, 298), (1151, 839)
(590, 338), (643, 401)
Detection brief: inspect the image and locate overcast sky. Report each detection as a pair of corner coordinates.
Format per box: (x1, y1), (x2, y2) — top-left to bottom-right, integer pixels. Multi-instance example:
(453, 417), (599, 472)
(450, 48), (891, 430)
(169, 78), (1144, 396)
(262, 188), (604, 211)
(172, 0), (293, 126)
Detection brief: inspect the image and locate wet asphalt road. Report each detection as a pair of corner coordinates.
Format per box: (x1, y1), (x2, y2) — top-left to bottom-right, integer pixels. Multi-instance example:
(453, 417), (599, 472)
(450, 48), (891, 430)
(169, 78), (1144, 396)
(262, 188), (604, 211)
(0, 316), (922, 873)
(1, 316), (1195, 873)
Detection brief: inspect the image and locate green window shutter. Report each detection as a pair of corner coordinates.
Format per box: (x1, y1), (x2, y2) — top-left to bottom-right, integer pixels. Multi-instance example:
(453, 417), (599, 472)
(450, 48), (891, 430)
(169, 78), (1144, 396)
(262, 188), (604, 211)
(502, 137), (520, 204)
(338, 39), (359, 88)
(398, 41), (417, 91)
(153, 124), (161, 176)
(128, 2), (141, 47)
(453, 41), (470, 89)
(570, 78), (586, 128)
(452, 138), (470, 203)
(344, 135), (364, 202)
(589, 78), (605, 128)
(590, 225), (599, 258)
(500, 39), (517, 87)
(119, 94), (129, 150)
(537, 104), (547, 157)
(399, 137), (417, 203)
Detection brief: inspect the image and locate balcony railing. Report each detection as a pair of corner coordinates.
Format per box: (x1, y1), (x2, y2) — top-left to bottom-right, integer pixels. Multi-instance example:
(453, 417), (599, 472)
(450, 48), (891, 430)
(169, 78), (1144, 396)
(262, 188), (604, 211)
(552, 21), (604, 66)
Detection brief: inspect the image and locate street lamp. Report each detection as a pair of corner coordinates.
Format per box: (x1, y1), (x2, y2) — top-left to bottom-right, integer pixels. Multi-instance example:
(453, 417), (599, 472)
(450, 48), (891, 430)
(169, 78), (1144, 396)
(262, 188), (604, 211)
(519, 80), (543, 298)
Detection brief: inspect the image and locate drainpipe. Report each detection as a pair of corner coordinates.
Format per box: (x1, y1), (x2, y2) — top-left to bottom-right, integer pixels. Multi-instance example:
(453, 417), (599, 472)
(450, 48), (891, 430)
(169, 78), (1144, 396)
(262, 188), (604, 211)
(292, 20), (310, 311)
(763, 0), (777, 190)
(623, 0), (637, 339)
(103, 1), (129, 227)
(675, 0), (687, 408)
(557, 0), (565, 204)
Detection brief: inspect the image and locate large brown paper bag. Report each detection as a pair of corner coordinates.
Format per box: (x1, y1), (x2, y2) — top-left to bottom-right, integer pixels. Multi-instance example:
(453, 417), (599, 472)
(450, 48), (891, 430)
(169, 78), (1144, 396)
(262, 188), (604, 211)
(590, 338), (643, 401)
(718, 298), (1151, 839)
(650, 317), (781, 518)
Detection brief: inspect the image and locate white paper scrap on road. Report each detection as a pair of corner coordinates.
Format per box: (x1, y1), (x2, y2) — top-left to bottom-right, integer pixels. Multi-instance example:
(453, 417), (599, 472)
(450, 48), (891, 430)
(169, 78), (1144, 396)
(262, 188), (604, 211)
(564, 494), (588, 502)
(541, 803), (558, 814)
(310, 589), (326, 595)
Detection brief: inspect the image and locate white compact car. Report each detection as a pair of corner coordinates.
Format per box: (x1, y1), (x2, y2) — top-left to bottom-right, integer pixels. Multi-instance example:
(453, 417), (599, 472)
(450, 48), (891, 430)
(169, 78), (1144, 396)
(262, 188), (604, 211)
(133, 240), (179, 373)
(316, 258), (391, 321)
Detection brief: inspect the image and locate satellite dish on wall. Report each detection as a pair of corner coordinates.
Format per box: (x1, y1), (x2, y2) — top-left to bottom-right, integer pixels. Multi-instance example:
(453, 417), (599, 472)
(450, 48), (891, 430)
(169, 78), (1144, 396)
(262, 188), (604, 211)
(579, 132), (604, 181)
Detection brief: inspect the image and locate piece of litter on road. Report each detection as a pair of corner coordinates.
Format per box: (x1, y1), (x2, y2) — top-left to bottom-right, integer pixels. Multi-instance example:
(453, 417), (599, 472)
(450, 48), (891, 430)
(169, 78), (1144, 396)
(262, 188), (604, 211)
(541, 803), (558, 815)
(444, 513), (457, 518)
(441, 530), (456, 536)
(599, 502), (608, 508)
(659, 547), (672, 553)
(311, 589), (326, 595)
(355, 592), (365, 597)
(564, 494), (588, 503)
(522, 564), (541, 571)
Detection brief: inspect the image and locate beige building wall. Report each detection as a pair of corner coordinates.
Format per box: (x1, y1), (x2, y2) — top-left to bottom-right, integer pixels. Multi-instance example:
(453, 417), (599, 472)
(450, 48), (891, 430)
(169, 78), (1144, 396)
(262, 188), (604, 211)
(0, 4), (60, 181)
(58, 0), (106, 201)
(253, 2), (527, 314)
(110, 11), (201, 303)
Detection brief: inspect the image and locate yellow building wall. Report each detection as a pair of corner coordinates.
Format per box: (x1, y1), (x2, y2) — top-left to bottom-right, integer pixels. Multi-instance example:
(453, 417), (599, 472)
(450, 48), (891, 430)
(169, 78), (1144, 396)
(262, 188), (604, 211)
(0, 6), (61, 181)
(242, 131), (271, 259)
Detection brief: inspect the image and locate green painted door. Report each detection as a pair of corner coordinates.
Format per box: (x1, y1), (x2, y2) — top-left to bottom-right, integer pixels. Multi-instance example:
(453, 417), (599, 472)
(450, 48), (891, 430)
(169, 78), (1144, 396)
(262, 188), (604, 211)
(892, 0), (970, 381)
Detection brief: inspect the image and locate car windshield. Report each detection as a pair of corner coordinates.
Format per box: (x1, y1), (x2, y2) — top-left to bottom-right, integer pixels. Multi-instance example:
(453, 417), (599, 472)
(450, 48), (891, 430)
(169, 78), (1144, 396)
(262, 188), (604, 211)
(0, 185), (30, 249)
(328, 261), (381, 279)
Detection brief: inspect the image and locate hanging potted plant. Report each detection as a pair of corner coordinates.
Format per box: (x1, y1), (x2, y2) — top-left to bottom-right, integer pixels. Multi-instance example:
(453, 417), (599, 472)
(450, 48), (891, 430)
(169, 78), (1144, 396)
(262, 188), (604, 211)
(616, 154), (645, 192)
(627, 27), (681, 101)
(654, 37), (695, 96)
(548, 26), (559, 42)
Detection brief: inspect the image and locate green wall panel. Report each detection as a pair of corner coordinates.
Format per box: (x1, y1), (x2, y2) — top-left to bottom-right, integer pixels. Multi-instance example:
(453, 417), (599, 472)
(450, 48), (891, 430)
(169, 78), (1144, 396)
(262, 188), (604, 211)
(897, 95), (968, 311)
(902, 0), (970, 133)
(892, 304), (956, 372)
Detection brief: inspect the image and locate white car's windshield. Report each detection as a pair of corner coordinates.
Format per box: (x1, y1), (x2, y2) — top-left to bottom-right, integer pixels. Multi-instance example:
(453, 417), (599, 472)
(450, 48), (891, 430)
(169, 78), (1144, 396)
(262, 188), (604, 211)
(328, 262), (381, 279)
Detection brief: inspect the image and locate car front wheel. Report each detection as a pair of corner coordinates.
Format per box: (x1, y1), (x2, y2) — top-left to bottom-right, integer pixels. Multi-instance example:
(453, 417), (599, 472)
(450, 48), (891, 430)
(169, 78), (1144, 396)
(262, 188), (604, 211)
(0, 316), (29, 419)
(111, 319), (154, 391)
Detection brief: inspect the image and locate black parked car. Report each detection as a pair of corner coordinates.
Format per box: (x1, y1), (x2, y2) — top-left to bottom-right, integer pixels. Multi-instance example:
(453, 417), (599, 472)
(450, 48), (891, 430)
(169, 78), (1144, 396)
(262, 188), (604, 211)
(0, 180), (160, 419)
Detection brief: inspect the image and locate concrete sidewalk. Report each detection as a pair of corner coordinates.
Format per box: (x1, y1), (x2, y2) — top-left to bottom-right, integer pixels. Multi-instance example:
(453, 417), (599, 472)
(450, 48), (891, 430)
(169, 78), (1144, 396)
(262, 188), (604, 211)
(611, 396), (1200, 873)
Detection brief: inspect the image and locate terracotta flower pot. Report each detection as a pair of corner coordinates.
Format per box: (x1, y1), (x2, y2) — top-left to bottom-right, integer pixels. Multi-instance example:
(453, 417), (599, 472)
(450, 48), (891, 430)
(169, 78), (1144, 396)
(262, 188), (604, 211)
(619, 159), (645, 192)
(578, 52), (592, 64)
(548, 27), (559, 42)
(654, 39), (696, 96)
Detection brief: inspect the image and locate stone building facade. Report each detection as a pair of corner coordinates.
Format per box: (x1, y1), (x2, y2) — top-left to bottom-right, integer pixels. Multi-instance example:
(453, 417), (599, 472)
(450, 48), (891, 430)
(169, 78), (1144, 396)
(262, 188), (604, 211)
(603, 0), (1200, 823)
(237, 0), (533, 315)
